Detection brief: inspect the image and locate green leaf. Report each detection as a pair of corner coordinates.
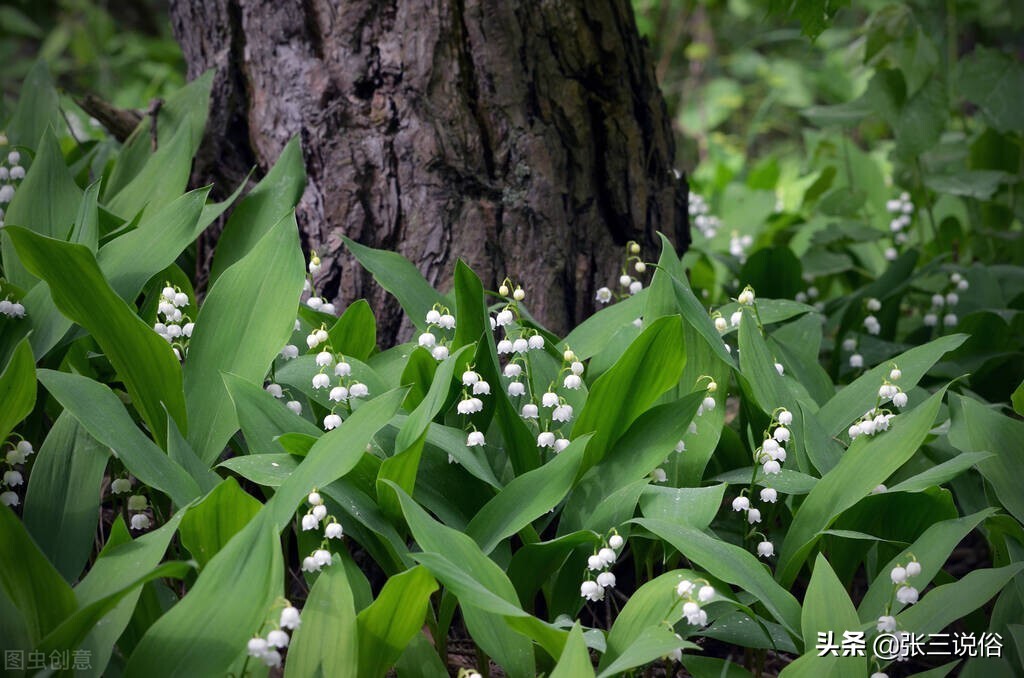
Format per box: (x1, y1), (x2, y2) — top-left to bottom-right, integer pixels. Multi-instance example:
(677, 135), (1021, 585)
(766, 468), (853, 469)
(22, 413), (110, 582)
(106, 123), (196, 220)
(393, 484), (537, 677)
(1, 127), (82, 290)
(712, 467), (819, 495)
(36, 561), (193, 658)
(180, 477), (262, 569)
(356, 566), (437, 678)
(776, 386), (948, 587)
(573, 316), (686, 471)
(598, 570), (702, 675)
(563, 290), (647, 361)
(639, 484), (727, 530)
(924, 171), (1011, 200)
(37, 369), (200, 507)
(0, 504), (77, 644)
(75, 512), (186, 677)
(887, 452), (993, 493)
(857, 509), (996, 620)
(817, 334), (966, 437)
(218, 454), (299, 487)
(328, 299), (377, 361)
(894, 78), (948, 158)
(948, 394), (1024, 525)
(737, 308), (821, 473)
(795, 554), (863, 677)
(453, 259), (488, 349)
(0, 339), (35, 445)
(634, 519), (802, 642)
(344, 236), (447, 332)
(561, 395), (702, 533)
(550, 623), (595, 678)
(99, 187), (209, 302)
(264, 388), (407, 529)
(209, 137), (306, 283)
(104, 71), (212, 201)
(286, 554), (359, 678)
(8, 228), (187, 446)
(185, 213), (305, 464)
(466, 434), (590, 554)
(668, 272), (736, 367)
(222, 372), (322, 456)
(6, 61), (62, 147)
(378, 344), (471, 521)
(957, 47), (1024, 134)
(897, 564), (1024, 633)
(124, 515), (283, 677)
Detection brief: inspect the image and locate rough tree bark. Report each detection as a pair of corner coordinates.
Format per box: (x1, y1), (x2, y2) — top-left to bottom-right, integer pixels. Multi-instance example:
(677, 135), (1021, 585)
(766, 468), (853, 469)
(170, 0), (688, 341)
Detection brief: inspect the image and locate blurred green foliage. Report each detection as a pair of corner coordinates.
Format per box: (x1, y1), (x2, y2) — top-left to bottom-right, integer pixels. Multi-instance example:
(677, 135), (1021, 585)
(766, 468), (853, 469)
(0, 0), (183, 109)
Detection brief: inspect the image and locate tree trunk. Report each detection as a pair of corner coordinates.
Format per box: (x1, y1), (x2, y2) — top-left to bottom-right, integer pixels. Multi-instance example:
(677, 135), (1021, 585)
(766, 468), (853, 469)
(170, 0), (688, 341)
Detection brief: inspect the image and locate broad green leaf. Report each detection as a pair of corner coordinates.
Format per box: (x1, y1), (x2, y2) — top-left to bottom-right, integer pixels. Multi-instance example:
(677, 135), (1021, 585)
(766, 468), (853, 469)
(394, 485), (536, 677)
(634, 519), (803, 642)
(712, 467), (819, 495)
(344, 236), (446, 332)
(36, 561), (192, 657)
(563, 289), (648, 361)
(124, 515), (283, 677)
(37, 369), (200, 507)
(550, 623), (595, 678)
(328, 299), (377, 361)
(356, 566), (438, 678)
(858, 509), (996, 620)
(639, 484), (727, 530)
(264, 388), (406, 529)
(99, 187), (209, 302)
(716, 299), (815, 332)
(597, 627), (694, 678)
(22, 413), (109, 582)
(0, 338), (35, 444)
(794, 554), (863, 678)
(409, 551), (568, 662)
(598, 570), (702, 675)
(572, 316), (686, 471)
(948, 394), (1024, 525)
(453, 259), (488, 349)
(0, 505), (77, 644)
(8, 228), (186, 446)
(286, 554), (359, 678)
(737, 307), (824, 473)
(6, 188), (210, 362)
(897, 564), (1024, 634)
(507, 531), (601, 606)
(395, 633), (449, 678)
(185, 213), (304, 465)
(957, 47), (1024, 134)
(561, 395), (702, 534)
(104, 71), (212, 200)
(218, 454), (299, 487)
(379, 344), (473, 520)
(817, 334), (965, 437)
(75, 512), (186, 678)
(1, 127), (82, 290)
(166, 414), (220, 495)
(6, 60), (62, 147)
(887, 452), (993, 493)
(776, 386), (948, 587)
(106, 123), (195, 220)
(180, 477), (262, 569)
(222, 372), (322, 456)
(466, 434), (590, 554)
(669, 272), (736, 368)
(209, 137), (306, 283)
